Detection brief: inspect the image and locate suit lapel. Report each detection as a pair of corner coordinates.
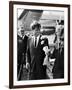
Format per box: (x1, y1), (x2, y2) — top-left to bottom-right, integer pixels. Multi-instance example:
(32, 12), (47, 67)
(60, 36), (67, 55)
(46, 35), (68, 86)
(37, 35), (41, 47)
(31, 37), (35, 48)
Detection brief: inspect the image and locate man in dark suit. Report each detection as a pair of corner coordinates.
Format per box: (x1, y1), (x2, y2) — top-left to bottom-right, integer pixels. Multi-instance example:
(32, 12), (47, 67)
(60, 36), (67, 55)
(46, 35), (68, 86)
(17, 28), (28, 80)
(26, 21), (49, 80)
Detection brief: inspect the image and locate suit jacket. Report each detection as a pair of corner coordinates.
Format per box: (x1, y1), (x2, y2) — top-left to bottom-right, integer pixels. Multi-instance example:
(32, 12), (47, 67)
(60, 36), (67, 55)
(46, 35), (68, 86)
(26, 35), (49, 80)
(17, 35), (28, 54)
(50, 47), (64, 78)
(17, 35), (28, 64)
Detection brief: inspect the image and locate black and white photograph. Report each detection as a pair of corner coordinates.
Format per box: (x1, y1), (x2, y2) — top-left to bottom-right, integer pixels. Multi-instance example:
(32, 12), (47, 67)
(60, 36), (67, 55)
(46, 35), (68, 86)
(17, 9), (64, 81)
(9, 1), (70, 88)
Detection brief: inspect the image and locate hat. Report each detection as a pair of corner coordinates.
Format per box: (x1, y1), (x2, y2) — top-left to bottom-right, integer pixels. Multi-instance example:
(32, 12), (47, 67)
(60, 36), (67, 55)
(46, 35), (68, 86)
(30, 20), (41, 30)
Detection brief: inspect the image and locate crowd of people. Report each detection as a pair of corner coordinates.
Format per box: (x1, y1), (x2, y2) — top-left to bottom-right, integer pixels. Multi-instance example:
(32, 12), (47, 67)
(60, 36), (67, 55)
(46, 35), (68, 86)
(17, 20), (64, 80)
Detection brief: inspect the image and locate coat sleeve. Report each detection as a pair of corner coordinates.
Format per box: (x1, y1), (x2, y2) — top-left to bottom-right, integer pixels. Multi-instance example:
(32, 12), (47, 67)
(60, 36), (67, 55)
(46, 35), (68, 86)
(49, 48), (57, 59)
(45, 38), (49, 48)
(42, 37), (49, 48)
(26, 38), (31, 64)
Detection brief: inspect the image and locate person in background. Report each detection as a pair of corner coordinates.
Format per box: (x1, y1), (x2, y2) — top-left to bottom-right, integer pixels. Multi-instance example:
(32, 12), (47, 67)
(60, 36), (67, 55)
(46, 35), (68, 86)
(50, 22), (64, 79)
(17, 26), (28, 80)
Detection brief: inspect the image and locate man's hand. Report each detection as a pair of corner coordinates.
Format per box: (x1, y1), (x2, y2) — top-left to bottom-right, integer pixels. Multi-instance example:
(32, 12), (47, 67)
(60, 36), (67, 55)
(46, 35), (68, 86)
(26, 62), (30, 71)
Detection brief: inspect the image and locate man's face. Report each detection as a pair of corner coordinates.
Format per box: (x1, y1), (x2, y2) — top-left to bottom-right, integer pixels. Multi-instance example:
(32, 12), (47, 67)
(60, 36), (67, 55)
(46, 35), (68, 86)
(34, 26), (40, 37)
(21, 29), (24, 36)
(56, 29), (61, 36)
